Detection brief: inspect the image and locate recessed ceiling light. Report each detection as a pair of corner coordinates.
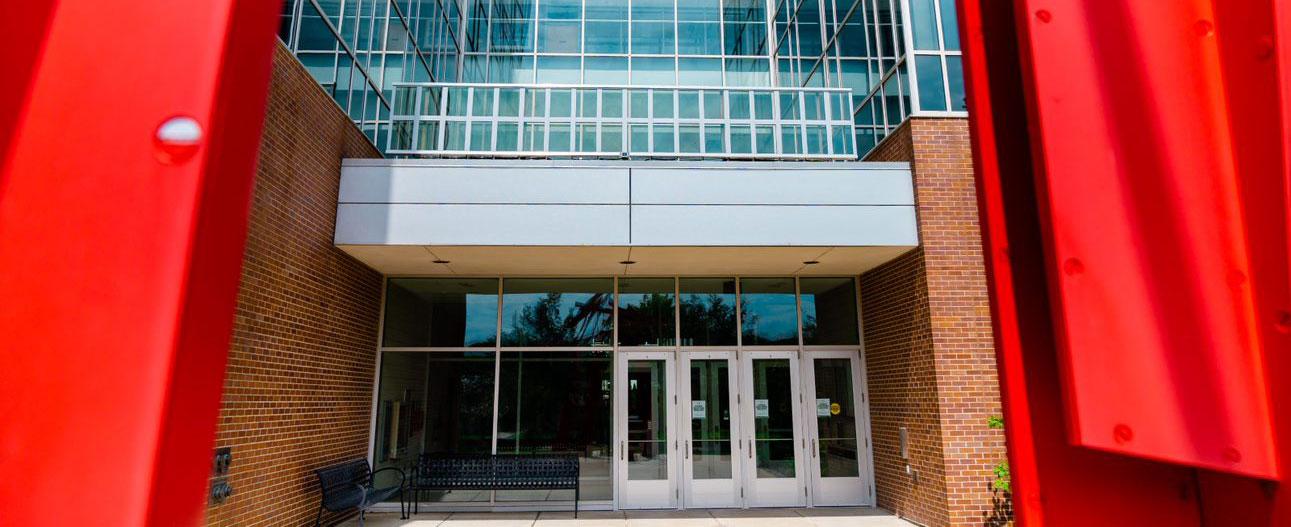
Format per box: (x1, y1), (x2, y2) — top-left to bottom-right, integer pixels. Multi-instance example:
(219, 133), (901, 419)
(619, 260), (637, 265)
(803, 260), (820, 265)
(433, 259), (451, 264)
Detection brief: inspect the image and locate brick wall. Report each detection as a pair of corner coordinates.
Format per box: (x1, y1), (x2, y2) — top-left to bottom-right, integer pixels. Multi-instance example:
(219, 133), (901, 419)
(862, 118), (1006, 527)
(204, 43), (383, 527)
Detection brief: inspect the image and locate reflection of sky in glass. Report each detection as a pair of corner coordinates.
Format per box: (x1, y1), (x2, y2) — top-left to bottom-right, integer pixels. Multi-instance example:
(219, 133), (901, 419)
(465, 293), (500, 346)
(741, 293), (797, 344)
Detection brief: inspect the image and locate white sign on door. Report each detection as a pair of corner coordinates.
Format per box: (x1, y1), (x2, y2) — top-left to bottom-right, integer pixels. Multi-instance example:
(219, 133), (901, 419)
(816, 398), (831, 417)
(692, 400), (707, 419)
(754, 399), (770, 418)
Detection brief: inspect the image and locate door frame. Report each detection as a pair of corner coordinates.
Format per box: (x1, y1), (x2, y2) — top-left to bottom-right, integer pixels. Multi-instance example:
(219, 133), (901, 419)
(739, 349), (809, 508)
(678, 350), (744, 508)
(800, 349), (874, 506)
(615, 349), (679, 509)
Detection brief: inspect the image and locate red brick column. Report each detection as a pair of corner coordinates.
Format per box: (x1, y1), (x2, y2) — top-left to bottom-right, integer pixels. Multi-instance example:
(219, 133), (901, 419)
(862, 118), (1006, 527)
(204, 43), (383, 527)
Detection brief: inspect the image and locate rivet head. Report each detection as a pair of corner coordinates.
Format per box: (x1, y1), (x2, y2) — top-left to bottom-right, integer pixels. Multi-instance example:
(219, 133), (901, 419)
(1223, 447), (1242, 463)
(1113, 424), (1134, 444)
(1275, 311), (1291, 333)
(1193, 20), (1213, 37)
(1257, 36), (1276, 60)
(154, 116), (203, 165)
(1063, 258), (1084, 276)
(1035, 9), (1052, 23)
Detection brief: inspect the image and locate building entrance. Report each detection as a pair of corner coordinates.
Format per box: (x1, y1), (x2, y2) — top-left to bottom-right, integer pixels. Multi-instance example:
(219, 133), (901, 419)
(615, 350), (870, 510)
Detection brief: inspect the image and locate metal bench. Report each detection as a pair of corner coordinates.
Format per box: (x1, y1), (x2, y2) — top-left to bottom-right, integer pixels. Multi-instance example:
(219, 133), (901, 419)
(408, 454), (580, 517)
(314, 459), (407, 526)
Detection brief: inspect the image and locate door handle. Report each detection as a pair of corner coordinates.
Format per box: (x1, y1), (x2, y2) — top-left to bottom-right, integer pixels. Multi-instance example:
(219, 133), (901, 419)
(685, 440), (690, 459)
(621, 440), (625, 460)
(748, 439), (753, 459)
(812, 439), (818, 458)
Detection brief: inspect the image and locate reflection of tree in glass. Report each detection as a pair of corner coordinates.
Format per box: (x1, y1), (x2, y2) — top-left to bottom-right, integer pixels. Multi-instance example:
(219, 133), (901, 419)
(680, 293), (740, 344)
(801, 312), (818, 342)
(503, 292), (613, 346)
(619, 293), (676, 345)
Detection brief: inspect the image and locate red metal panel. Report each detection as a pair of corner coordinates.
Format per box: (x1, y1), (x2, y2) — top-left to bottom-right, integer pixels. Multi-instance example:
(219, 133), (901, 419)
(1016, 0), (1277, 478)
(0, 0), (278, 525)
(961, 0), (1289, 524)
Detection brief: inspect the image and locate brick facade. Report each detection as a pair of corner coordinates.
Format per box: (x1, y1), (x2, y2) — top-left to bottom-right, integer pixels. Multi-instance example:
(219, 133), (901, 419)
(862, 118), (1007, 527)
(204, 43), (383, 527)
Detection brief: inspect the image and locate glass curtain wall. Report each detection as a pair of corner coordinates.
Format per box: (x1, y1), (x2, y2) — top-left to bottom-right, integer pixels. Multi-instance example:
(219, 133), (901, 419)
(770, 0), (965, 154)
(374, 276), (860, 506)
(279, 0), (460, 147)
(456, 0), (773, 87)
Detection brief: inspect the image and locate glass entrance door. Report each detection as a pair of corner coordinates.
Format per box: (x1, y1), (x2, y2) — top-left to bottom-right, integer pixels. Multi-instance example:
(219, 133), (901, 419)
(680, 352), (741, 508)
(803, 351), (872, 506)
(616, 352), (677, 509)
(739, 351), (806, 507)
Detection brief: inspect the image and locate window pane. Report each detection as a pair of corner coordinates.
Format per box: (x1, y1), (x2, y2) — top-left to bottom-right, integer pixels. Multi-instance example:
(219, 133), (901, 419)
(690, 359), (733, 479)
(653, 124), (675, 153)
(704, 124), (726, 153)
(678, 0), (722, 55)
(585, 21), (629, 53)
(497, 351), (613, 501)
(490, 55), (535, 83)
(740, 278), (798, 345)
(602, 89), (625, 117)
(631, 0), (675, 53)
(725, 58), (770, 87)
(678, 58), (723, 87)
(679, 124), (702, 153)
(631, 123), (650, 152)
(780, 124), (801, 154)
(537, 56), (582, 84)
(678, 91), (700, 118)
(585, 56), (630, 85)
(632, 57), (676, 85)
(538, 0), (582, 52)
(602, 123), (624, 152)
(373, 351), (496, 501)
(444, 121), (466, 150)
(755, 125), (775, 153)
(497, 122), (520, 151)
(549, 123), (573, 151)
(751, 358), (796, 477)
(498, 89), (522, 116)
(653, 90), (674, 118)
(800, 277), (859, 344)
(946, 55), (967, 111)
(382, 278), (499, 347)
(940, 0), (961, 50)
(910, 0), (939, 50)
(501, 279), (614, 346)
(627, 359), (670, 480)
(723, 0), (768, 56)
(813, 358), (859, 477)
(915, 55), (947, 111)
(679, 278), (737, 346)
(704, 91), (724, 118)
(730, 125), (752, 154)
(469, 121), (492, 151)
